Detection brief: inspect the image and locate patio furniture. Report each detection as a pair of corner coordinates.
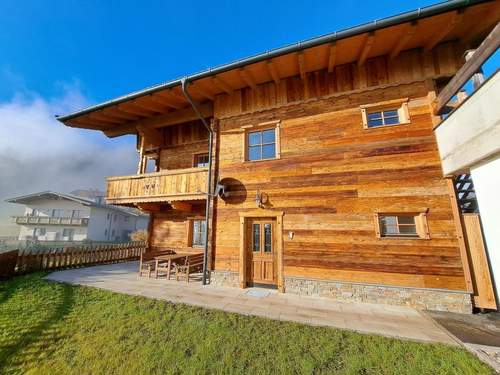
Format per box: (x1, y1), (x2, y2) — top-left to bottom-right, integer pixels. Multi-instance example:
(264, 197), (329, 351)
(139, 249), (175, 277)
(154, 252), (193, 279)
(174, 252), (204, 282)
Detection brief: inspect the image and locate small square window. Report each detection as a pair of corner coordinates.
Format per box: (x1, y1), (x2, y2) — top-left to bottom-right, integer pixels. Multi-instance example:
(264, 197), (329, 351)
(194, 154), (209, 168)
(247, 129), (277, 161)
(361, 100), (410, 129)
(374, 213), (429, 239)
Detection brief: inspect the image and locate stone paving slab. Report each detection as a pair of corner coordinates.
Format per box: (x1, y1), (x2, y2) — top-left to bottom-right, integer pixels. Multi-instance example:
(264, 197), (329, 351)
(45, 261), (456, 345)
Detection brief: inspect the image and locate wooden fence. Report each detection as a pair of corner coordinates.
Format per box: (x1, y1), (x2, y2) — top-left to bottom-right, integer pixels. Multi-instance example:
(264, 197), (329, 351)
(0, 241), (146, 279)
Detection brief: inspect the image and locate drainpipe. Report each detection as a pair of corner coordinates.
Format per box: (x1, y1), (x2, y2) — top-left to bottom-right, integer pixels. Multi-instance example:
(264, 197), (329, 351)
(181, 78), (213, 286)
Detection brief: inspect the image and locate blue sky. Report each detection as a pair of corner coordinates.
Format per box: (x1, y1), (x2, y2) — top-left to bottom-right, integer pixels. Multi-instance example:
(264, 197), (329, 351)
(1, 0), (443, 106)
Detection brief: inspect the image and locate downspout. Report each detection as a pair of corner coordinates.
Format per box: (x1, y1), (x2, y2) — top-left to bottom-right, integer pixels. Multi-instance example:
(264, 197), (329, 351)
(181, 78), (213, 286)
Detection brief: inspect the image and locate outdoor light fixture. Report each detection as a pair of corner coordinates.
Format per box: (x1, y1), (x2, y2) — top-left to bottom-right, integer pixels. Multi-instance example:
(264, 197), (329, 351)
(255, 190), (263, 208)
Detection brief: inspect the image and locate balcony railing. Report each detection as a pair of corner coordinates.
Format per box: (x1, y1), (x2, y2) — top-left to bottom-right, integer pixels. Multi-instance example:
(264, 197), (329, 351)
(11, 216), (89, 226)
(106, 167), (208, 205)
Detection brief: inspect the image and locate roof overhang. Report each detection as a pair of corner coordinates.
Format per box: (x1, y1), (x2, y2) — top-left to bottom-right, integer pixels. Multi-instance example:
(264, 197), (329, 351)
(56, 0), (500, 137)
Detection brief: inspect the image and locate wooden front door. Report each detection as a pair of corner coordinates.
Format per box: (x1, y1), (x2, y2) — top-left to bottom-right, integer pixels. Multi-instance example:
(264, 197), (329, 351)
(246, 218), (277, 286)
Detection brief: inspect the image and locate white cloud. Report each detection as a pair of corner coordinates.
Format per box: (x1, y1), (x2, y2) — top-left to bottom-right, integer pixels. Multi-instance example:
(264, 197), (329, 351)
(0, 85), (138, 235)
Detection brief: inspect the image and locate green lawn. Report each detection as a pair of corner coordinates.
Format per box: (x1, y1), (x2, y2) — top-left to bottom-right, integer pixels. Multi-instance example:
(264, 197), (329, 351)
(0, 274), (493, 374)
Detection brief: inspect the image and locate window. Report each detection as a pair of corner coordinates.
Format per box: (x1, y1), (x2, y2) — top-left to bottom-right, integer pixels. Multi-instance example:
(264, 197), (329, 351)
(190, 219), (206, 247)
(62, 228), (74, 240)
(104, 229), (108, 236)
(366, 109), (400, 127)
(194, 154), (209, 168)
(124, 216), (129, 222)
(51, 209), (65, 218)
(360, 99), (410, 129)
(247, 129), (276, 161)
(34, 228), (46, 236)
(111, 229), (115, 237)
(107, 213), (110, 220)
(374, 213), (429, 239)
(71, 210), (82, 219)
(113, 214), (117, 222)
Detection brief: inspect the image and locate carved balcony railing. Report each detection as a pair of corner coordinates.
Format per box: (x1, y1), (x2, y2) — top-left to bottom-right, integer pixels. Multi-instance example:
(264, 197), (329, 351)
(11, 216), (89, 226)
(106, 167), (208, 205)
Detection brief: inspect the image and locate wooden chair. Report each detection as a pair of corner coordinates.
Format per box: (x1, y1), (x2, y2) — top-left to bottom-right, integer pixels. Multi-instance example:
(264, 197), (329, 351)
(138, 249), (174, 277)
(173, 253), (204, 282)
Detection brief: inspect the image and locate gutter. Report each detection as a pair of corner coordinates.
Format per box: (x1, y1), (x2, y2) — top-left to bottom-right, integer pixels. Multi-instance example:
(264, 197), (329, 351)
(181, 78), (213, 286)
(56, 0), (490, 122)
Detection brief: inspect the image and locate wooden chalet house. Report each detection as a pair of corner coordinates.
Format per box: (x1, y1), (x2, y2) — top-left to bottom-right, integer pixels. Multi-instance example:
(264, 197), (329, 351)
(57, 0), (500, 313)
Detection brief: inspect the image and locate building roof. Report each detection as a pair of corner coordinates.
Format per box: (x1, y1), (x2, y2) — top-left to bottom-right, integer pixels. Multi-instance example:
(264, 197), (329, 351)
(55, 0), (499, 137)
(5, 191), (148, 217)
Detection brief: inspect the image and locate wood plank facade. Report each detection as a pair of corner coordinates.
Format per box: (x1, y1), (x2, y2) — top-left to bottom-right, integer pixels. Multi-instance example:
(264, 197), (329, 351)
(57, 1), (500, 312)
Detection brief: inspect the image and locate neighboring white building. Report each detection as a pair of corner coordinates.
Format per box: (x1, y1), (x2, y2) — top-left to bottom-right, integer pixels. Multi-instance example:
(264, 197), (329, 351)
(5, 191), (149, 242)
(435, 70), (500, 306)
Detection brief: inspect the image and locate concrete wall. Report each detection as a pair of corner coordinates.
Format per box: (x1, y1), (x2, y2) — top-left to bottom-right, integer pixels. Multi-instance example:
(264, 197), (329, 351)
(87, 207), (149, 241)
(471, 155), (500, 302)
(435, 71), (500, 175)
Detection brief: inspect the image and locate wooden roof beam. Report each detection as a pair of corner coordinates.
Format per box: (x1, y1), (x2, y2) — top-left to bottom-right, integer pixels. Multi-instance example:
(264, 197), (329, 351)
(327, 43), (337, 73)
(88, 113), (123, 124)
(358, 32), (375, 66)
(190, 84), (215, 100)
(118, 103), (156, 117)
(136, 124), (163, 146)
(266, 60), (281, 85)
(101, 108), (140, 121)
(104, 102), (213, 137)
(149, 94), (184, 110)
(133, 98), (170, 113)
(424, 10), (464, 51)
(238, 67), (258, 89)
(389, 21), (418, 59)
(297, 52), (306, 80)
(212, 75), (234, 95)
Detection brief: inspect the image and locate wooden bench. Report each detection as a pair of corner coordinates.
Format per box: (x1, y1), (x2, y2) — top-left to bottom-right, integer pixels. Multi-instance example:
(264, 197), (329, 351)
(139, 249), (175, 277)
(174, 253), (204, 283)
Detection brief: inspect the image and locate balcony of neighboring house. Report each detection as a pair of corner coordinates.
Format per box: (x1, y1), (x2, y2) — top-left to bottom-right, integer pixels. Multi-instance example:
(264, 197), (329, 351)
(11, 215), (89, 226)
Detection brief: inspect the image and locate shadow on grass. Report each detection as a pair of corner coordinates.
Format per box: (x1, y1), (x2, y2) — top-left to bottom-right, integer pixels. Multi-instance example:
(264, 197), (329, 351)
(0, 280), (75, 371)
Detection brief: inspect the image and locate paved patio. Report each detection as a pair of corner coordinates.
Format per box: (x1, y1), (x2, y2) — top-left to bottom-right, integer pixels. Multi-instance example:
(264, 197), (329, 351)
(46, 261), (457, 345)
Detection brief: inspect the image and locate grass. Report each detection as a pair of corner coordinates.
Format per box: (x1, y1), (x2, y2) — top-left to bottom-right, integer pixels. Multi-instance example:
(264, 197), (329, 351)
(0, 273), (493, 375)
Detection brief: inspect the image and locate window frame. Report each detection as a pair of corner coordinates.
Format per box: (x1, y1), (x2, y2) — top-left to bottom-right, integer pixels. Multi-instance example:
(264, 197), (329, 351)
(360, 98), (410, 129)
(193, 153), (210, 168)
(242, 120), (281, 162)
(374, 212), (430, 240)
(187, 217), (207, 248)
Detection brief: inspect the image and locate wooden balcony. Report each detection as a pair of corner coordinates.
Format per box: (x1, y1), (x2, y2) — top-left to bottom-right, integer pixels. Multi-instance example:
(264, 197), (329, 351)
(11, 216), (89, 226)
(106, 167), (208, 205)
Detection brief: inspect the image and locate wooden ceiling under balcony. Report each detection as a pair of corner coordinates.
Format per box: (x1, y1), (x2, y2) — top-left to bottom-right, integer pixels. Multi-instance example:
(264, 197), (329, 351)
(60, 1), (500, 137)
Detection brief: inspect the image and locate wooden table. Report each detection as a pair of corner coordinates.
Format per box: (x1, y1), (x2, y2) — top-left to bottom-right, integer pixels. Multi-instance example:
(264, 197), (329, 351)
(154, 252), (202, 279)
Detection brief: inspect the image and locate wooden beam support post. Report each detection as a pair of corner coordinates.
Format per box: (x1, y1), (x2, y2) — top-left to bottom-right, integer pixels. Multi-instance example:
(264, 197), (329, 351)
(390, 21), (418, 59)
(297, 52), (306, 80)
(424, 10), (464, 51)
(238, 67), (258, 89)
(266, 60), (281, 85)
(358, 32), (375, 66)
(212, 75), (234, 95)
(327, 42), (337, 73)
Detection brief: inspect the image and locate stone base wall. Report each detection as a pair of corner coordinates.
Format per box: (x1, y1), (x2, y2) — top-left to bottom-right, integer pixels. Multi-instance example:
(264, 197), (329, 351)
(285, 276), (473, 314)
(210, 270), (240, 288)
(209, 270), (473, 313)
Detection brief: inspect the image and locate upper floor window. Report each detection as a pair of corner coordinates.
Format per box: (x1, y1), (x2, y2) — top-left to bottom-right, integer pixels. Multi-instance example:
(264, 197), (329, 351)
(71, 210), (83, 219)
(34, 227), (46, 236)
(247, 129), (277, 161)
(374, 212), (429, 239)
(361, 99), (410, 129)
(51, 209), (65, 218)
(194, 153), (209, 168)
